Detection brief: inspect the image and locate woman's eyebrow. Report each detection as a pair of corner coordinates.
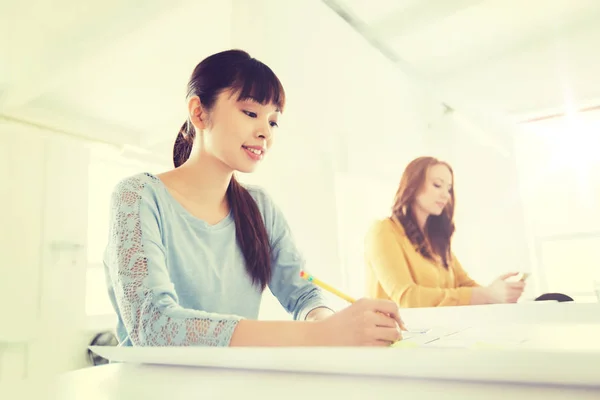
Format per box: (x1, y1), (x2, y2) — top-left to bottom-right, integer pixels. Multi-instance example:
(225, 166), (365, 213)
(239, 98), (281, 113)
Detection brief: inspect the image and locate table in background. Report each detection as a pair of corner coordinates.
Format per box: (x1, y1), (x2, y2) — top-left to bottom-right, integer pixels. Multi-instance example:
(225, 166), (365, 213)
(400, 301), (600, 329)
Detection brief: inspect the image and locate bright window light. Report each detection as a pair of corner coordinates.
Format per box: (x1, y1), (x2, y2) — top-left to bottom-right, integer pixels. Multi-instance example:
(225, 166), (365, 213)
(517, 108), (600, 297)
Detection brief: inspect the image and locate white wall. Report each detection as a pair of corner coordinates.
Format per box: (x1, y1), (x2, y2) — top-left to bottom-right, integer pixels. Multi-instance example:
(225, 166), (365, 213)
(0, 124), (45, 381)
(230, 0), (439, 310)
(0, 124), (91, 380)
(230, 0), (531, 303)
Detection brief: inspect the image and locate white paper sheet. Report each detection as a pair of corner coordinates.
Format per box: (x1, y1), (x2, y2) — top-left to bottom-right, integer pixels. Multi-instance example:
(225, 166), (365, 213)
(89, 345), (600, 388)
(396, 325), (528, 348)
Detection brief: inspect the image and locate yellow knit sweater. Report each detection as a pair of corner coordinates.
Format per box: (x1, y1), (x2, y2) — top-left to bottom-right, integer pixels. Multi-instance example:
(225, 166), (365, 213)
(364, 217), (480, 308)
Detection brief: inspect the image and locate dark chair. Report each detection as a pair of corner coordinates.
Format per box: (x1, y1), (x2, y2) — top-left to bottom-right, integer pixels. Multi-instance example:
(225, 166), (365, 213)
(534, 293), (574, 302)
(87, 331), (119, 366)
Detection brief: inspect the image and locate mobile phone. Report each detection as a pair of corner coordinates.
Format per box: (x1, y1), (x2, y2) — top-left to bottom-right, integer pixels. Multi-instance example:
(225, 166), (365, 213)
(519, 272), (531, 282)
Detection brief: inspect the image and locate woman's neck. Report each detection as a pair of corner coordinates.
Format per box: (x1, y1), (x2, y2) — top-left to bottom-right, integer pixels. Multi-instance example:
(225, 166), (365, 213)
(174, 153), (233, 209)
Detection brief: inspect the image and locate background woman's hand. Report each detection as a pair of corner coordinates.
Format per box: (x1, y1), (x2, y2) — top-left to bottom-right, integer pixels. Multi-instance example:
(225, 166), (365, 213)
(486, 272), (526, 303)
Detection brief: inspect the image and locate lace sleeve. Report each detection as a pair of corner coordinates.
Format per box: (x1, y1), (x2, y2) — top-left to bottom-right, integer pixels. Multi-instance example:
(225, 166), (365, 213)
(105, 175), (242, 346)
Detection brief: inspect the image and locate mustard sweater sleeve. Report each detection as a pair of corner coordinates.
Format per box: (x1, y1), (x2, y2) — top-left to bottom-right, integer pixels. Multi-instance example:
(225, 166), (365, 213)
(452, 255), (480, 288)
(365, 222), (473, 308)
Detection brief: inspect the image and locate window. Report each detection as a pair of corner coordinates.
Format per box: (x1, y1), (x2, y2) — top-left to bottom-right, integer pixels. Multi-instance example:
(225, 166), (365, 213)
(516, 109), (600, 300)
(86, 146), (169, 316)
(537, 233), (600, 302)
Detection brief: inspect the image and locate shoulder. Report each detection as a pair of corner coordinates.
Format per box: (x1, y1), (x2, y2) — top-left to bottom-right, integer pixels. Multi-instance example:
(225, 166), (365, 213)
(239, 182), (281, 220)
(238, 183), (288, 236)
(110, 172), (162, 208)
(365, 218), (411, 257)
(368, 217), (405, 238)
(113, 172), (160, 193)
(241, 183), (272, 206)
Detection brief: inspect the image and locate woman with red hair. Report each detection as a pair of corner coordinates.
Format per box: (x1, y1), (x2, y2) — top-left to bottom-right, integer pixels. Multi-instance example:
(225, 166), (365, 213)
(364, 156), (526, 308)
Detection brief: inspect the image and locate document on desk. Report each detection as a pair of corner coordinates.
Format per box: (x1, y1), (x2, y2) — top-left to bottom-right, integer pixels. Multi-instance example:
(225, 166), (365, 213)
(89, 343), (600, 388)
(397, 326), (530, 349)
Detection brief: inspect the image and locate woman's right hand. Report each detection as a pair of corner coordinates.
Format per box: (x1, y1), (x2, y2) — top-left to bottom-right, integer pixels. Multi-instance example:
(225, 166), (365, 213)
(311, 298), (405, 346)
(485, 272), (526, 303)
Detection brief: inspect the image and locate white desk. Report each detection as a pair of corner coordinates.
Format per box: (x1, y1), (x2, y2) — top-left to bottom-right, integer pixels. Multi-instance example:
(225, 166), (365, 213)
(2, 362), (597, 400)
(4, 303), (600, 399)
(399, 302), (600, 328)
(26, 321), (596, 400)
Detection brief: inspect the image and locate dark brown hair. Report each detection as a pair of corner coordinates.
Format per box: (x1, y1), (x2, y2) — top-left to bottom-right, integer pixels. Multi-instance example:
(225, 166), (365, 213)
(174, 49), (286, 290)
(391, 156), (455, 268)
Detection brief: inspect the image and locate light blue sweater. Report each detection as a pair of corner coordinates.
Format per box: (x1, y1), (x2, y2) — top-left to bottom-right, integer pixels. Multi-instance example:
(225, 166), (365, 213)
(103, 172), (330, 347)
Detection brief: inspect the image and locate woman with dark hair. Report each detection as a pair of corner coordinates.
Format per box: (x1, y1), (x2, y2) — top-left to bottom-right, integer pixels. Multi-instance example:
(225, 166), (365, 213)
(364, 156), (526, 308)
(104, 50), (403, 347)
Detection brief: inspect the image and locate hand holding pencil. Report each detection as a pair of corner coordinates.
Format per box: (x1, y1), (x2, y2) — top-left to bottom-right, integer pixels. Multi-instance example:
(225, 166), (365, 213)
(300, 271), (406, 346)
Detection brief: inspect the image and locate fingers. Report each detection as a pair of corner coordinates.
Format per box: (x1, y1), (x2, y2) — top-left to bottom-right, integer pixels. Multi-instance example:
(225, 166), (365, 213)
(399, 319), (407, 331)
(372, 339), (395, 347)
(497, 272), (520, 281)
(371, 311), (398, 328)
(506, 282), (526, 290)
(368, 308), (404, 344)
(505, 281), (526, 302)
(508, 285), (525, 302)
(384, 311), (406, 331)
(373, 300), (406, 330)
(355, 298), (407, 331)
(372, 327), (402, 344)
(507, 293), (523, 303)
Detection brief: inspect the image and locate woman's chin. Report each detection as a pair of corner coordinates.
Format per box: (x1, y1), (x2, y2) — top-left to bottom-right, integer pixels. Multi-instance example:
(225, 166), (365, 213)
(235, 163), (261, 174)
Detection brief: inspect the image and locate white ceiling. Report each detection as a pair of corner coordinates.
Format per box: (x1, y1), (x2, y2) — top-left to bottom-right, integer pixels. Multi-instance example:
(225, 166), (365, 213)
(330, 0), (600, 121)
(1, 0), (231, 155)
(2, 0), (599, 156)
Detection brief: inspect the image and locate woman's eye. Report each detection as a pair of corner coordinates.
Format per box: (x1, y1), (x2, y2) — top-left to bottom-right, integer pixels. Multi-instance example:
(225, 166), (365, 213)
(433, 183), (441, 188)
(243, 110), (257, 118)
(270, 121), (279, 128)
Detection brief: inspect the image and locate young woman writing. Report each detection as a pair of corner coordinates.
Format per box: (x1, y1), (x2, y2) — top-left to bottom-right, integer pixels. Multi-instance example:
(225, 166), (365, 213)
(104, 50), (403, 347)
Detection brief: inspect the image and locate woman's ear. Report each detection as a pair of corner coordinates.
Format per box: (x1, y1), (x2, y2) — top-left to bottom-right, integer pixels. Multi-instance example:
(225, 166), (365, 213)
(188, 96), (208, 131)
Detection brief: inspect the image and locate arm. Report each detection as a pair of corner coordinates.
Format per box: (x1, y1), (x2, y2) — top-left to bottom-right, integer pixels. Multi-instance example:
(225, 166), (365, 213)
(451, 255), (480, 288)
(364, 221), (474, 308)
(260, 190), (335, 320)
(230, 320), (319, 346)
(108, 178), (335, 347)
(105, 178), (242, 346)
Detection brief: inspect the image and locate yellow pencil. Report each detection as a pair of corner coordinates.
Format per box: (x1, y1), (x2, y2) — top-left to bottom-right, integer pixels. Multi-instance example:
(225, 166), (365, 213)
(300, 270), (408, 333)
(299, 271), (357, 303)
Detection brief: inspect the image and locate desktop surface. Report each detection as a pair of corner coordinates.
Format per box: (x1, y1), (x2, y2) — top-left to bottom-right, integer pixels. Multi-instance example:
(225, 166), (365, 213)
(3, 362), (594, 400)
